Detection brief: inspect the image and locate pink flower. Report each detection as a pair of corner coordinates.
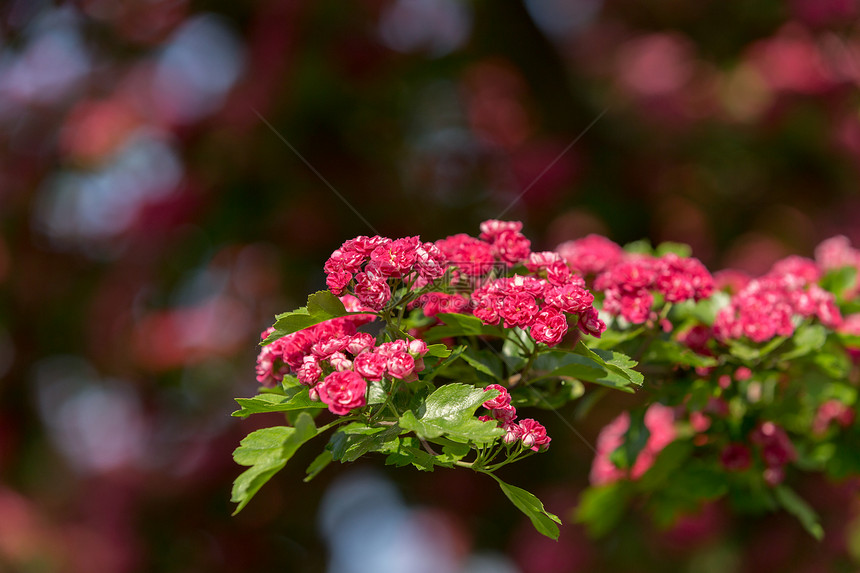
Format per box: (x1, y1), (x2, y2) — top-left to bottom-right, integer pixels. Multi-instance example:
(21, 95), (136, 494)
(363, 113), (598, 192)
(317, 371), (367, 415)
(544, 283), (594, 313)
(654, 254), (714, 303)
(346, 332), (376, 355)
(296, 355), (322, 386)
(387, 351), (416, 380)
(414, 241), (447, 280)
(329, 351), (353, 372)
(483, 384), (511, 409)
(326, 270), (352, 295)
(353, 351), (386, 381)
(492, 404), (517, 423)
(435, 233), (496, 276)
(369, 236), (420, 278)
(590, 412), (630, 486)
(479, 219), (523, 240)
(255, 329), (291, 388)
(490, 229), (532, 265)
(816, 235), (859, 271)
(518, 418), (551, 451)
(577, 306), (606, 338)
(813, 399), (855, 434)
(530, 308), (568, 346)
(590, 403), (676, 485)
(502, 421), (522, 444)
(407, 339), (428, 356)
(525, 251), (562, 273)
(556, 234), (624, 275)
(354, 272), (392, 311)
(500, 292), (540, 328)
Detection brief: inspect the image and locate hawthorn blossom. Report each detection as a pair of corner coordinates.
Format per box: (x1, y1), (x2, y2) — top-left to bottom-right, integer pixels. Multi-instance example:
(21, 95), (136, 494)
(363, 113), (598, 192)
(482, 384), (511, 409)
(518, 419), (551, 451)
(317, 371), (367, 415)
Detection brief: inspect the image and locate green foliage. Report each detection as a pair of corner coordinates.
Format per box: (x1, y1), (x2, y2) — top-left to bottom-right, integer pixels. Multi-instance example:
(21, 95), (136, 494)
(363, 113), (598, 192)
(399, 384), (503, 443)
(232, 384), (327, 418)
(491, 474), (561, 540)
(262, 291), (350, 344)
(231, 412), (318, 514)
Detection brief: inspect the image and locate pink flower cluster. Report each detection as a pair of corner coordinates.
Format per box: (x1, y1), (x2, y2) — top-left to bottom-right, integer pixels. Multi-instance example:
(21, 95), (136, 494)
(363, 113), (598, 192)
(591, 252), (715, 325)
(590, 403), (677, 486)
(815, 235), (860, 297)
(324, 235), (447, 310)
(556, 234), (625, 275)
(713, 256), (841, 343)
(479, 384), (551, 451)
(434, 220), (531, 279)
(750, 421), (796, 486)
(256, 315), (430, 415)
(470, 268), (604, 345)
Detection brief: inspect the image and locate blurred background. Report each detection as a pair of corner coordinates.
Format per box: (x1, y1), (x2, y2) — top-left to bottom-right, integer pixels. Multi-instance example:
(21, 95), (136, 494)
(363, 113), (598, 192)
(2, 0), (860, 571)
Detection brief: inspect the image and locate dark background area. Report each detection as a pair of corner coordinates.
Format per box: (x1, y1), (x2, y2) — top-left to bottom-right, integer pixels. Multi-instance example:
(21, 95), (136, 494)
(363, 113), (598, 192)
(1, 0), (860, 571)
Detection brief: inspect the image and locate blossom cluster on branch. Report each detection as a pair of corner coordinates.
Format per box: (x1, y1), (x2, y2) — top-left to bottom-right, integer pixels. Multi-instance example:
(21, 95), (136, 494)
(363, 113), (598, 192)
(236, 221), (860, 541)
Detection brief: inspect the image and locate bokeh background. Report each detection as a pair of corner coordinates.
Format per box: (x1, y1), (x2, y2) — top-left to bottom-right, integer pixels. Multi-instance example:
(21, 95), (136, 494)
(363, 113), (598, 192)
(2, 0), (860, 571)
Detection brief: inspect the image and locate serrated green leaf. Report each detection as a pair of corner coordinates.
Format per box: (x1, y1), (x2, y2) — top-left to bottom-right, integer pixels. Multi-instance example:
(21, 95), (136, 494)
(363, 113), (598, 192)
(262, 291), (350, 344)
(232, 386), (328, 418)
(231, 413), (317, 514)
(575, 342), (645, 386)
(775, 485), (824, 540)
(491, 474), (561, 540)
(423, 313), (506, 342)
(424, 344), (452, 358)
(304, 450), (333, 482)
(399, 383), (503, 443)
(542, 343), (642, 392)
(574, 482), (633, 538)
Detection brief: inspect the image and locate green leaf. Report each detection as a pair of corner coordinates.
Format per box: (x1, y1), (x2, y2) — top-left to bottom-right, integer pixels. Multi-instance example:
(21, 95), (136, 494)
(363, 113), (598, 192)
(231, 412), (317, 514)
(304, 450), (333, 482)
(538, 342), (643, 391)
(655, 241), (692, 258)
(623, 239), (652, 255)
(780, 324), (827, 361)
(399, 383), (503, 444)
(424, 343), (452, 358)
(637, 441), (693, 490)
(459, 347), (505, 379)
(726, 336), (787, 361)
(384, 437), (440, 471)
(262, 291), (350, 344)
(423, 313), (506, 342)
(577, 342), (645, 386)
(642, 339), (718, 368)
(820, 266), (857, 300)
(491, 474), (561, 540)
(775, 485), (824, 540)
(232, 386), (328, 418)
(329, 423), (401, 462)
(574, 482), (633, 538)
